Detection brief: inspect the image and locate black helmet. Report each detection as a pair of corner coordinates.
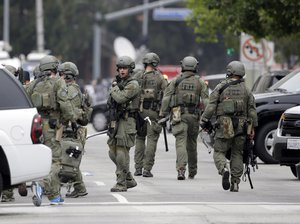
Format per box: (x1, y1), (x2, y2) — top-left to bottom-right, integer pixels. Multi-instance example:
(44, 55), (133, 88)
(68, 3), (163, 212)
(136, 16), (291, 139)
(226, 61), (245, 77)
(142, 52), (160, 67)
(180, 56), (199, 72)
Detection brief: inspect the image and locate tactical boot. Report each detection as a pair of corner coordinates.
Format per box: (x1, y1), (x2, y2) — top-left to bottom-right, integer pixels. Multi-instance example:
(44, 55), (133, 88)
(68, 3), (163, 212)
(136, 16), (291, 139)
(222, 168), (230, 190)
(18, 182), (28, 197)
(110, 184), (127, 192)
(66, 189), (88, 198)
(134, 169), (143, 176)
(188, 171), (197, 179)
(126, 172), (137, 189)
(112, 172), (127, 192)
(143, 170), (153, 178)
(177, 169), (186, 180)
(230, 182), (239, 192)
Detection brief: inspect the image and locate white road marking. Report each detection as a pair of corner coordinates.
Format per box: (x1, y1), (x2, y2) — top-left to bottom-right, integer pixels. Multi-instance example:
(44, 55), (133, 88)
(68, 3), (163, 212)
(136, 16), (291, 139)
(111, 193), (129, 203)
(94, 181), (105, 186)
(2, 202), (300, 207)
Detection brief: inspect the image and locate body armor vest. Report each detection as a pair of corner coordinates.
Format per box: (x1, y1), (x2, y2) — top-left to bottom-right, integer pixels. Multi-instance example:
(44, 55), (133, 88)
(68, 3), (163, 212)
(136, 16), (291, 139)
(172, 73), (202, 108)
(120, 76), (140, 112)
(216, 79), (248, 117)
(67, 83), (82, 108)
(141, 70), (162, 101)
(30, 76), (58, 112)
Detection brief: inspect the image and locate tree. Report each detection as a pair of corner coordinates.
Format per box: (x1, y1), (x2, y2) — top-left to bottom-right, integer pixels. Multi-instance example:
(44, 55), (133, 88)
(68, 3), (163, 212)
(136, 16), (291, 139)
(186, 0), (300, 41)
(186, 0), (300, 67)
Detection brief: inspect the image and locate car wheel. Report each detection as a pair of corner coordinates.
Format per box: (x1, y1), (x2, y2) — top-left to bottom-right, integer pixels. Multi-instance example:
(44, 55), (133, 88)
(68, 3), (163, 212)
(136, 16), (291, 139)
(290, 165), (297, 178)
(92, 111), (108, 132)
(255, 121), (279, 164)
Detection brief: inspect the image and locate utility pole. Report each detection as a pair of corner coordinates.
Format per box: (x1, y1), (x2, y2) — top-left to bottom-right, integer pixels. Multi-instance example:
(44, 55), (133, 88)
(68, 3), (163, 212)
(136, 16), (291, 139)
(3, 0), (10, 50)
(36, 0), (45, 52)
(142, 0), (149, 40)
(92, 0), (183, 81)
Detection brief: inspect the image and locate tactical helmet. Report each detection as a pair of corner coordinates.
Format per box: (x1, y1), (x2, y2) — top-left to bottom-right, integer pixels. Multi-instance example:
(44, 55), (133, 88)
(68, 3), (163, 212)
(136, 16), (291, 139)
(4, 65), (17, 75)
(39, 55), (59, 72)
(116, 56), (135, 71)
(58, 62), (79, 76)
(226, 61), (245, 77)
(33, 65), (41, 78)
(142, 52), (160, 67)
(180, 56), (199, 72)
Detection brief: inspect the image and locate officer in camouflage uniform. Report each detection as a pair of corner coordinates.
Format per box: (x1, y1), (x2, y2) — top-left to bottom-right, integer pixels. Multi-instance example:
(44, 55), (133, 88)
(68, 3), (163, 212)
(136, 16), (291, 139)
(27, 55), (77, 205)
(160, 56), (209, 180)
(58, 62), (92, 198)
(133, 52), (167, 177)
(107, 56), (140, 192)
(200, 61), (257, 192)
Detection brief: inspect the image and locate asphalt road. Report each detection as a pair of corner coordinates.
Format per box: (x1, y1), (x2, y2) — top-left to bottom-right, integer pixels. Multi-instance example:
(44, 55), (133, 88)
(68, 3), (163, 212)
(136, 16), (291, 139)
(1, 124), (300, 224)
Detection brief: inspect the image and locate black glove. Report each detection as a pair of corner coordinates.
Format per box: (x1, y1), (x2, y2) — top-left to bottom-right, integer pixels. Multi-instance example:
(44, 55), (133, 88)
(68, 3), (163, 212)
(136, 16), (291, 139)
(48, 119), (57, 129)
(200, 120), (213, 134)
(71, 122), (78, 132)
(116, 75), (122, 83)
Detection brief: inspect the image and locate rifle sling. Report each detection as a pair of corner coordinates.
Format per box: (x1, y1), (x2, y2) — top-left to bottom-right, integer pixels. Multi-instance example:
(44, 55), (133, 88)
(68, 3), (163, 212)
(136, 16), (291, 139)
(218, 79), (243, 95)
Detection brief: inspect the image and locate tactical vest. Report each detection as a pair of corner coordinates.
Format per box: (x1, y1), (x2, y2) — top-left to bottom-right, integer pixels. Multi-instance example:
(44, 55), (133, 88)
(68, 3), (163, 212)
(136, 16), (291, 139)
(141, 71), (162, 101)
(171, 73), (202, 109)
(67, 83), (82, 108)
(121, 77), (140, 112)
(216, 79), (248, 117)
(140, 70), (164, 110)
(30, 76), (58, 112)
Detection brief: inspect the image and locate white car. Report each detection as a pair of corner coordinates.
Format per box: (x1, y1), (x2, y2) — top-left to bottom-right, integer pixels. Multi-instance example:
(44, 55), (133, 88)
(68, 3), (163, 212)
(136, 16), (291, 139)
(0, 65), (51, 194)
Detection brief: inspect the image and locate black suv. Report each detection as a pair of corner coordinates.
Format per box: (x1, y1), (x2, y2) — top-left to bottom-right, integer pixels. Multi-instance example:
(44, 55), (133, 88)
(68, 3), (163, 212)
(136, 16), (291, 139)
(254, 69), (300, 164)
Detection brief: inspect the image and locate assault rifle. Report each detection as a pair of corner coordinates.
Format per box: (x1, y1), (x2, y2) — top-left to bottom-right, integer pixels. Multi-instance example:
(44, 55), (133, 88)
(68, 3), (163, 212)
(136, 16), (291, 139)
(157, 116), (170, 152)
(242, 124), (258, 189)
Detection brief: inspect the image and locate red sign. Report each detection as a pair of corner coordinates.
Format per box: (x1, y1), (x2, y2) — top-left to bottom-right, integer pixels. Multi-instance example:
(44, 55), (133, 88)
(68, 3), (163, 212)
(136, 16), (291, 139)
(157, 65), (181, 80)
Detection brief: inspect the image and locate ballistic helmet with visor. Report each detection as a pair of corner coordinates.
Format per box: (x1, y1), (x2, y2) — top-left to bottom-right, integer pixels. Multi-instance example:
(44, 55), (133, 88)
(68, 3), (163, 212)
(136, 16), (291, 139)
(116, 56), (135, 71)
(181, 56), (199, 72)
(226, 61), (245, 77)
(143, 52), (160, 67)
(58, 62), (79, 77)
(39, 55), (59, 72)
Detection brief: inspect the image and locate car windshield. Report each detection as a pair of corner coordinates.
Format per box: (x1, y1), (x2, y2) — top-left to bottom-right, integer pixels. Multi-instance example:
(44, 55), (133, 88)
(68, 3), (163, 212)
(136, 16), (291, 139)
(269, 70), (300, 93)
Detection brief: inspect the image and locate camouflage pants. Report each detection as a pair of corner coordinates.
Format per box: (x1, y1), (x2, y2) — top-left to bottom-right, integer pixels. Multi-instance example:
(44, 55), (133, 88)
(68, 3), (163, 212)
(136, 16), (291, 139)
(108, 144), (130, 187)
(171, 114), (199, 175)
(71, 168), (86, 192)
(135, 113), (162, 171)
(1, 189), (14, 198)
(40, 123), (62, 200)
(213, 135), (245, 184)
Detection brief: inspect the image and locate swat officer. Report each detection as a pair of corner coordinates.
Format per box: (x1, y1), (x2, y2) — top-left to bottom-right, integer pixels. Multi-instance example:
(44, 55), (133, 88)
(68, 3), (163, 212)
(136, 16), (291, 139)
(160, 56), (209, 180)
(107, 56), (140, 192)
(133, 52), (167, 177)
(27, 55), (77, 205)
(58, 62), (92, 198)
(200, 61), (257, 192)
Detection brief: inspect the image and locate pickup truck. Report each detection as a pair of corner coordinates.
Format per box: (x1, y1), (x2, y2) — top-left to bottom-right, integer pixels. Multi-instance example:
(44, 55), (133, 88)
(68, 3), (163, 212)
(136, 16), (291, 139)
(254, 69), (300, 163)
